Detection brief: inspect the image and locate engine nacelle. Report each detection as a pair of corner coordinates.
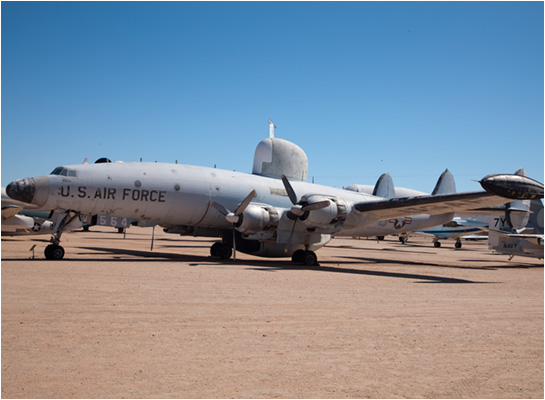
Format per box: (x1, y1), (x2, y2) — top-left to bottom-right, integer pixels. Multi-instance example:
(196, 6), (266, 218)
(236, 204), (279, 234)
(299, 195), (347, 226)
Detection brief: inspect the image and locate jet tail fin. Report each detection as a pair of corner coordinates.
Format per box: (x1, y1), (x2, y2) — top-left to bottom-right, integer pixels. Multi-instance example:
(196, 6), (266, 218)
(372, 173), (395, 198)
(432, 169), (456, 195)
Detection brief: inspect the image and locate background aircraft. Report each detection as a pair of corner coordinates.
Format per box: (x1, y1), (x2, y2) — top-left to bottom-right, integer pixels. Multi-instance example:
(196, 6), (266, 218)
(345, 169), (457, 242)
(1, 187), (56, 235)
(6, 132), (543, 264)
(355, 168), (536, 249)
(487, 199), (544, 260)
(412, 216), (488, 249)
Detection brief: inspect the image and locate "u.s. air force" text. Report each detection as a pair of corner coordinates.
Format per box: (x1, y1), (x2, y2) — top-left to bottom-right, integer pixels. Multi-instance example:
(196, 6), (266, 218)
(58, 186), (167, 202)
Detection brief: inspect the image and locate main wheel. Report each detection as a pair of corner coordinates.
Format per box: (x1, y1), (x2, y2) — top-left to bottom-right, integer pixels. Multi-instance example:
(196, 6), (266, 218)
(434, 241), (441, 248)
(210, 242), (222, 258)
(455, 241), (462, 249)
(219, 244), (232, 259)
(302, 251), (317, 266)
(291, 250), (305, 263)
(45, 244), (65, 260)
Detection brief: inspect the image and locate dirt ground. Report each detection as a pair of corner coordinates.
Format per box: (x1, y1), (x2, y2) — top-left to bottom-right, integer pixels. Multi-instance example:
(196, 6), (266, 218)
(2, 227), (543, 398)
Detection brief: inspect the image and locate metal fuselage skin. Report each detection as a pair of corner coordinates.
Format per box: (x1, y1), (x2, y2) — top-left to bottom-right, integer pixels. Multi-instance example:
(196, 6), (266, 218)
(10, 162), (454, 255)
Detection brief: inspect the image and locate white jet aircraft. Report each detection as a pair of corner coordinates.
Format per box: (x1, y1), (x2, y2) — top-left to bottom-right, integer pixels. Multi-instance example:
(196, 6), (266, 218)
(1, 187), (56, 235)
(487, 198), (544, 260)
(5, 128), (543, 264)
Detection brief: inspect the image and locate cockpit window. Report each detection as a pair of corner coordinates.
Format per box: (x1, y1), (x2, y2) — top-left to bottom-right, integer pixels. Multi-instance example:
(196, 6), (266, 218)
(50, 167), (77, 177)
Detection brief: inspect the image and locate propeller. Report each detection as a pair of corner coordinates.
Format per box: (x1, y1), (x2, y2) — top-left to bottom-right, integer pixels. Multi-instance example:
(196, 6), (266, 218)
(281, 175), (331, 216)
(211, 190), (256, 260)
(281, 175), (331, 251)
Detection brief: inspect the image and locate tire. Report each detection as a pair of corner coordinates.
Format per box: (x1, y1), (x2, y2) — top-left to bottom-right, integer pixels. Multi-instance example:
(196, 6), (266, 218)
(291, 250), (305, 263)
(45, 244), (65, 260)
(219, 244), (232, 259)
(302, 251), (317, 266)
(434, 241), (441, 248)
(210, 242), (222, 257)
(455, 241), (462, 249)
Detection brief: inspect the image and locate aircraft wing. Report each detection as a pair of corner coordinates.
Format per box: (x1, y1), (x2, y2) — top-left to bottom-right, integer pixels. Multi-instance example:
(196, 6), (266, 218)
(354, 174), (543, 222)
(354, 191), (511, 221)
(1, 205), (23, 219)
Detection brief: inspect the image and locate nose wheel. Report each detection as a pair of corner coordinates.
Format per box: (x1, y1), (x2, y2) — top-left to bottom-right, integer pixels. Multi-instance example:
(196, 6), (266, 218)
(44, 244), (65, 260)
(43, 211), (80, 260)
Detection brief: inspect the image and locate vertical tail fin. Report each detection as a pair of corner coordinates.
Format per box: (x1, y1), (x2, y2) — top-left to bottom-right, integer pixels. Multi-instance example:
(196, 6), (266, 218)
(432, 169), (456, 195)
(372, 173), (395, 198)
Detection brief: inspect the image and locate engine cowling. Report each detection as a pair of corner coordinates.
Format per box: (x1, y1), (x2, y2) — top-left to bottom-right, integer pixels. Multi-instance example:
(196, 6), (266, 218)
(299, 195), (347, 226)
(236, 204), (279, 234)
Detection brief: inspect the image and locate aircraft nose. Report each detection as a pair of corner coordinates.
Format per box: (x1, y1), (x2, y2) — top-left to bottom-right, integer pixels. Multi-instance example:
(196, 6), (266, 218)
(6, 176), (50, 206)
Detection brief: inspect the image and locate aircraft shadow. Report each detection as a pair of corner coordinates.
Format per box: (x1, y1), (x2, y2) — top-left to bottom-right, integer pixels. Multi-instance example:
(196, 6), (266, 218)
(248, 263), (489, 284)
(2, 246), (496, 284)
(75, 246), (214, 263)
(336, 255), (499, 271)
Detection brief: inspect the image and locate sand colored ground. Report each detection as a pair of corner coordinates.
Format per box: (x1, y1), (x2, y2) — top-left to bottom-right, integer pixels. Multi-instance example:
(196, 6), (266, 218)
(2, 227), (543, 398)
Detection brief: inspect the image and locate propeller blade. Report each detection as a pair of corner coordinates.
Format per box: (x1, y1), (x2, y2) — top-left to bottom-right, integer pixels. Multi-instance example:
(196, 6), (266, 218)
(281, 175), (298, 205)
(211, 201), (230, 216)
(302, 200), (330, 212)
(235, 190), (256, 216)
(290, 204), (305, 216)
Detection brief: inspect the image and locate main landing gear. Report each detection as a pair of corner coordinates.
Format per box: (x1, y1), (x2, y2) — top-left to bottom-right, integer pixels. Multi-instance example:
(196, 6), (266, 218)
(210, 242), (319, 266)
(291, 249), (318, 266)
(433, 239), (463, 249)
(44, 212), (80, 260)
(210, 242), (233, 259)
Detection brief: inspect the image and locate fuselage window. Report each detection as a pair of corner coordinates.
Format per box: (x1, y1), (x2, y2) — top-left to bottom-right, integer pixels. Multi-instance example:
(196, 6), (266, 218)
(68, 170), (77, 177)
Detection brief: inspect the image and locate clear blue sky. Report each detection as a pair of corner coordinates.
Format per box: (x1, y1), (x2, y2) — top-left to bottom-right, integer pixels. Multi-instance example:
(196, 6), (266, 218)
(2, 1), (543, 193)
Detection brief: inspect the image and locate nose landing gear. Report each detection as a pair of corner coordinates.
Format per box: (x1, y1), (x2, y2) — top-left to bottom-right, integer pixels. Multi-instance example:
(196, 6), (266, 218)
(44, 244), (65, 260)
(44, 211), (80, 260)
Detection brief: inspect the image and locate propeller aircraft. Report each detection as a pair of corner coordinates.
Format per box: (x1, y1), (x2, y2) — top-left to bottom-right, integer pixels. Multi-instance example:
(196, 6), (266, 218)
(5, 124), (544, 264)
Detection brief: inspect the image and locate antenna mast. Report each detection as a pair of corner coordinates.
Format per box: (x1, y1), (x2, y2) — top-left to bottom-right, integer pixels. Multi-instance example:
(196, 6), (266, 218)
(268, 119), (276, 138)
